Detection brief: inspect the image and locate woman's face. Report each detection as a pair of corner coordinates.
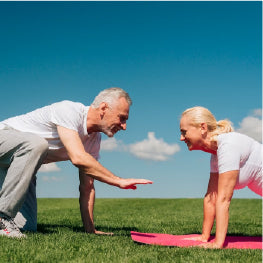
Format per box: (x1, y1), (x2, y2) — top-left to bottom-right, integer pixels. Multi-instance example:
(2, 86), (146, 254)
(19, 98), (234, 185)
(180, 115), (204, 151)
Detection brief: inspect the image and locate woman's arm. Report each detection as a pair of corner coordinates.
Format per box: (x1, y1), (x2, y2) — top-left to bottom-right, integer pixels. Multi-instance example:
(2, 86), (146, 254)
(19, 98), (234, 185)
(201, 172), (219, 241)
(201, 170), (238, 248)
(185, 172), (218, 242)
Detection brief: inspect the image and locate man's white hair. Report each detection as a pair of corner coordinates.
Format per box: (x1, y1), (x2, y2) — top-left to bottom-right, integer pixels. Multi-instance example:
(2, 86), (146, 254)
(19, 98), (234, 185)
(91, 87), (132, 108)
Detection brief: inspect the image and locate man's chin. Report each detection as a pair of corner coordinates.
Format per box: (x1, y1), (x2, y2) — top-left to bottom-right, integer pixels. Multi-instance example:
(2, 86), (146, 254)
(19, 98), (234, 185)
(105, 131), (114, 137)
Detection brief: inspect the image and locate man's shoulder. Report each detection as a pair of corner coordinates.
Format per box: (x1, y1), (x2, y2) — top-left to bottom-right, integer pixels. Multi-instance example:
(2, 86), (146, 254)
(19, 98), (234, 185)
(51, 100), (87, 113)
(52, 100), (86, 107)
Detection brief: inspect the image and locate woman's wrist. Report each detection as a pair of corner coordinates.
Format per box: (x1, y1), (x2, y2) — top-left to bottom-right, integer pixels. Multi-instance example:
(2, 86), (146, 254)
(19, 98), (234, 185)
(201, 233), (210, 242)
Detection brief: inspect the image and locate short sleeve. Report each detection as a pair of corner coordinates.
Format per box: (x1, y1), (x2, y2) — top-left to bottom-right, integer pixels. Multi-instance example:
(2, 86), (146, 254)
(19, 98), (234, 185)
(217, 139), (241, 174)
(50, 101), (81, 132)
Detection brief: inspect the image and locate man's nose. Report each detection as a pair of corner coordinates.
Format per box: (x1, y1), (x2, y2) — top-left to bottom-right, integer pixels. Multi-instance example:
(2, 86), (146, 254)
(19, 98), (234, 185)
(121, 123), (127, 130)
(180, 135), (185, 141)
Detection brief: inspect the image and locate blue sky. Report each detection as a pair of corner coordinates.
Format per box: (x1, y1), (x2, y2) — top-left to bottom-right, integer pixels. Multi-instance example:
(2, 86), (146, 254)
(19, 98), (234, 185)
(0, 1), (262, 199)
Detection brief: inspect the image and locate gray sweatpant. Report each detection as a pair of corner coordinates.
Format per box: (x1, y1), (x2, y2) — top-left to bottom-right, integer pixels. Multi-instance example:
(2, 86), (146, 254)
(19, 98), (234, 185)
(0, 126), (48, 231)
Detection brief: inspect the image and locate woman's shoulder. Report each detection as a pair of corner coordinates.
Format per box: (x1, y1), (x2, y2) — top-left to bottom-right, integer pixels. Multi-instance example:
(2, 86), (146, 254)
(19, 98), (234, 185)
(218, 132), (261, 149)
(218, 132), (252, 141)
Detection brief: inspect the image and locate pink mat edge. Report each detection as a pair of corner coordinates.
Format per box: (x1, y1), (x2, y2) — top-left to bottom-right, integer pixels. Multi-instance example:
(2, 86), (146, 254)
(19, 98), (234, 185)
(130, 231), (263, 249)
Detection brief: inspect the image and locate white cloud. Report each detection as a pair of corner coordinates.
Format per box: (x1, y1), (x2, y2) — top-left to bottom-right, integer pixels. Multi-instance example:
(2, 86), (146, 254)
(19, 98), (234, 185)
(100, 137), (119, 151)
(100, 137), (127, 152)
(41, 175), (63, 182)
(236, 109), (262, 142)
(253, 109), (262, 117)
(100, 132), (180, 161)
(129, 132), (180, 161)
(38, 163), (61, 173)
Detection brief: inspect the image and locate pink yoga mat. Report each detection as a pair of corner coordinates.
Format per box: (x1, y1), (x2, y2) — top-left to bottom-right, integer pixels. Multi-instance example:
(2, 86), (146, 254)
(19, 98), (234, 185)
(131, 231), (262, 249)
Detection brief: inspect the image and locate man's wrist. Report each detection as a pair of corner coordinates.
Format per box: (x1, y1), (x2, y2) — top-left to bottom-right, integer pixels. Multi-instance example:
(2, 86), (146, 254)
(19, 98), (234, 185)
(85, 227), (95, 233)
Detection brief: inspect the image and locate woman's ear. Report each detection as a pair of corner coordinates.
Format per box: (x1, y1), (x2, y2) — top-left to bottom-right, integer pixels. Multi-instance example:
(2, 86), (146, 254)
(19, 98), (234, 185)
(200, 122), (208, 135)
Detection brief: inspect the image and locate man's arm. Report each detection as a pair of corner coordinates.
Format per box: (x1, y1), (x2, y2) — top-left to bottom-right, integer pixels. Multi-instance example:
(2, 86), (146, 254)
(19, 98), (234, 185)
(78, 170), (114, 235)
(57, 126), (153, 188)
(79, 171), (96, 233)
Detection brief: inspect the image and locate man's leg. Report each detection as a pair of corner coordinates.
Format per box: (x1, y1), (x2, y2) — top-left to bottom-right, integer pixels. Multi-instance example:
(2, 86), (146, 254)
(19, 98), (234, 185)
(0, 168), (37, 232)
(14, 175), (37, 231)
(0, 128), (48, 237)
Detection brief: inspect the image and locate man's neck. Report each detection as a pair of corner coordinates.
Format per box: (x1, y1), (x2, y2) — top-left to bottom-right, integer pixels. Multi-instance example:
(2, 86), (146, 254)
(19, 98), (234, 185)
(86, 106), (100, 134)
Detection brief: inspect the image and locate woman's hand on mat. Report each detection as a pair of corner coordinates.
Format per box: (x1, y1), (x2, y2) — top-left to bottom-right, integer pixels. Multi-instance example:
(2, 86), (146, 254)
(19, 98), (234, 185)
(119, 178), (153, 190)
(95, 230), (114, 236)
(184, 234), (208, 242)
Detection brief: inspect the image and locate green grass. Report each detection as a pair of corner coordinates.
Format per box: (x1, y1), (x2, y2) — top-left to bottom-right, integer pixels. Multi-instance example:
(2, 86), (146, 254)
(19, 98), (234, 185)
(0, 198), (262, 263)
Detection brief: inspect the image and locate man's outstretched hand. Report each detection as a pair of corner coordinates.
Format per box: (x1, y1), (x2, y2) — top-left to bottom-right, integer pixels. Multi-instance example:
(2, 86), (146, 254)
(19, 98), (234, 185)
(119, 178), (153, 190)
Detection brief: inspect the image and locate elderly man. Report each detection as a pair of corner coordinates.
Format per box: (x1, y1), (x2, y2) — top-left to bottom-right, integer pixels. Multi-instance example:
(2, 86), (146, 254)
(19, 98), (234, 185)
(0, 87), (152, 238)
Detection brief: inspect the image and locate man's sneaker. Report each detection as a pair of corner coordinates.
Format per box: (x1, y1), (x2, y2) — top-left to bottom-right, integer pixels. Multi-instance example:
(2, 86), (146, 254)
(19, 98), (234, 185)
(0, 216), (26, 238)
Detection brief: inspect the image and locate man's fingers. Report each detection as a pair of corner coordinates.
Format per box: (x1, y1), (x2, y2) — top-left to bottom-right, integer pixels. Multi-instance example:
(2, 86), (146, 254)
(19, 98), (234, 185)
(125, 185), (137, 190)
(120, 178), (153, 189)
(127, 180), (153, 189)
(95, 230), (114, 236)
(134, 179), (153, 185)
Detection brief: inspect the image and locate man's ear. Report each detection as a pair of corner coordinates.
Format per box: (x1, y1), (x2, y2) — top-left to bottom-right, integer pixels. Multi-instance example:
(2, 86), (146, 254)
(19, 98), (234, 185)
(99, 102), (109, 118)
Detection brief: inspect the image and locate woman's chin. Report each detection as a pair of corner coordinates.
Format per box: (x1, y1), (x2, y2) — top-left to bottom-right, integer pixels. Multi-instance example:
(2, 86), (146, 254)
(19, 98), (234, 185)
(187, 144), (192, 151)
(188, 145), (197, 151)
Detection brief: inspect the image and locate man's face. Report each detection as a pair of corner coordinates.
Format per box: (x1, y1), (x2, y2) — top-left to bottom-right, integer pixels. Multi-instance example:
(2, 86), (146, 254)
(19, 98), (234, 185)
(101, 97), (130, 137)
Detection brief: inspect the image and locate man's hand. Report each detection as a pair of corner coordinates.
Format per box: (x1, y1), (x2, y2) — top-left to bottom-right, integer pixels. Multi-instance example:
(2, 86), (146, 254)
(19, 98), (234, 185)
(95, 230), (114, 236)
(118, 178), (153, 189)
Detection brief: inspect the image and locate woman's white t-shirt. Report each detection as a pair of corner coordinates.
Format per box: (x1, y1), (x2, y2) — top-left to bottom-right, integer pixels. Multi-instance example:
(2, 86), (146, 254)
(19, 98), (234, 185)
(0, 100), (101, 163)
(210, 132), (262, 195)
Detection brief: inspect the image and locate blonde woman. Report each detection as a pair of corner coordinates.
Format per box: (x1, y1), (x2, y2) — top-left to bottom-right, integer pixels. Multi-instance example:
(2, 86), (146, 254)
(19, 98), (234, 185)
(180, 106), (262, 249)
